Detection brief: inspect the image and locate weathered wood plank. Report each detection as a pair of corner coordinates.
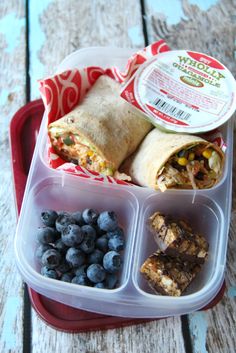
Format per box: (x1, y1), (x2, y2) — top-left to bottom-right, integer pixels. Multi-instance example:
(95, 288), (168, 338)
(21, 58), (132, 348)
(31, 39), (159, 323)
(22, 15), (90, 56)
(144, 0), (236, 73)
(29, 0), (146, 99)
(29, 1), (185, 352)
(144, 1), (236, 352)
(31, 318), (186, 353)
(0, 1), (26, 352)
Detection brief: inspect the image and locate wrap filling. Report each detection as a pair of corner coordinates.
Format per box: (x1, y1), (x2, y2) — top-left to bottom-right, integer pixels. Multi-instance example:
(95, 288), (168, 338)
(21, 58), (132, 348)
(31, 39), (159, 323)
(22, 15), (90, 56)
(49, 127), (114, 176)
(156, 144), (222, 191)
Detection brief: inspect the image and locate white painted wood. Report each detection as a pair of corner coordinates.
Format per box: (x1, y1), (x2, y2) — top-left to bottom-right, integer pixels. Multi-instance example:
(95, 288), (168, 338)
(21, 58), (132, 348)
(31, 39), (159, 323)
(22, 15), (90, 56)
(31, 317), (186, 353)
(0, 1), (26, 352)
(29, 0), (146, 99)
(144, 0), (236, 71)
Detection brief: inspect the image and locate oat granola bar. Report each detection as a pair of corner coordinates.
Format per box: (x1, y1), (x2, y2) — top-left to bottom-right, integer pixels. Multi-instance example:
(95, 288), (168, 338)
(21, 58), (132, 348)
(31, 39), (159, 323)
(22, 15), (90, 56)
(140, 251), (201, 296)
(148, 212), (208, 264)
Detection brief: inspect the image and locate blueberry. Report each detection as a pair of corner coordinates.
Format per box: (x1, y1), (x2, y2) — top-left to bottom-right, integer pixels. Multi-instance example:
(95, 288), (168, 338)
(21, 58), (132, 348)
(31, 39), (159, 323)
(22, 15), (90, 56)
(56, 260), (71, 274)
(61, 272), (74, 282)
(54, 238), (69, 255)
(65, 247), (85, 268)
(37, 227), (58, 244)
(74, 264), (88, 277)
(97, 211), (118, 232)
(61, 224), (83, 246)
(107, 227), (124, 239)
(41, 266), (58, 279)
(95, 236), (108, 252)
(72, 274), (91, 286)
(55, 213), (76, 233)
(82, 208), (99, 225)
(87, 249), (104, 264)
(81, 224), (97, 240)
(79, 237), (95, 254)
(103, 251), (121, 273)
(105, 273), (118, 289)
(108, 236), (125, 252)
(94, 282), (105, 289)
(41, 249), (62, 269)
(41, 209), (58, 227)
(35, 244), (53, 261)
(72, 211), (85, 226)
(87, 264), (106, 283)
(94, 225), (106, 237)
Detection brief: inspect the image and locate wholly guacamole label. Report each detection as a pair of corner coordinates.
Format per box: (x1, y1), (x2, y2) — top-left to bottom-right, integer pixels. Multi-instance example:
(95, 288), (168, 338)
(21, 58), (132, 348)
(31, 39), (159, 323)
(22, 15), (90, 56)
(121, 50), (236, 133)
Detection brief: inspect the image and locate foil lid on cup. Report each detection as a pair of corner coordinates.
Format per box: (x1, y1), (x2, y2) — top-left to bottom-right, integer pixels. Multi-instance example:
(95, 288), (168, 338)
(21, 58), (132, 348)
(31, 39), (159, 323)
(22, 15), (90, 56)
(120, 50), (236, 133)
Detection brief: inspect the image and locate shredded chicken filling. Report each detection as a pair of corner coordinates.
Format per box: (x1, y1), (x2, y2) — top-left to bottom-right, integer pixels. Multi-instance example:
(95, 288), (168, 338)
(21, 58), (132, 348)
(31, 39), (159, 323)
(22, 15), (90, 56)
(156, 144), (222, 191)
(50, 131), (114, 176)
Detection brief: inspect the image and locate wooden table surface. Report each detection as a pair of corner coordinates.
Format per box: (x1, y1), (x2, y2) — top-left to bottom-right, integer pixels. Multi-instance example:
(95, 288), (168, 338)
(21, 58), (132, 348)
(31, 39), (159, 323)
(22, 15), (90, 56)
(1, 1), (236, 352)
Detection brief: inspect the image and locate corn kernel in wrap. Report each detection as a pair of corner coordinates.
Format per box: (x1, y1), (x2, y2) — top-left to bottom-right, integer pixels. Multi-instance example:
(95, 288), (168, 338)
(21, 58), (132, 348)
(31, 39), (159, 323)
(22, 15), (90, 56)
(120, 128), (224, 191)
(48, 76), (152, 176)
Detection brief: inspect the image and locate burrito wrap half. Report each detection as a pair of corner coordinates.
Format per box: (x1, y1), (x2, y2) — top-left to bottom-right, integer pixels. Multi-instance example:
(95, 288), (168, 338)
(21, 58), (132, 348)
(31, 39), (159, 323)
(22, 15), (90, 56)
(48, 76), (152, 175)
(121, 128), (224, 190)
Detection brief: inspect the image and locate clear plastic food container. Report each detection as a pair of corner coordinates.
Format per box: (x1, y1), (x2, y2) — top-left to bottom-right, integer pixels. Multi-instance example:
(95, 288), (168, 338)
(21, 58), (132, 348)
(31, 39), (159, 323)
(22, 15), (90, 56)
(14, 47), (233, 318)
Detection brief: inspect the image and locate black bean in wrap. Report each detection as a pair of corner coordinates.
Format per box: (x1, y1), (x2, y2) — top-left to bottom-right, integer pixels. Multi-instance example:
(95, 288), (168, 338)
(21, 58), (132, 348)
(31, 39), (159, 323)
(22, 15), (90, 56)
(120, 128), (224, 190)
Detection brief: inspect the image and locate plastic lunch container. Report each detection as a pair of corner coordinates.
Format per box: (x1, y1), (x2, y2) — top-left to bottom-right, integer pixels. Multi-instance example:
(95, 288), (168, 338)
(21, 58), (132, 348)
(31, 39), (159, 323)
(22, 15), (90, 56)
(14, 47), (234, 318)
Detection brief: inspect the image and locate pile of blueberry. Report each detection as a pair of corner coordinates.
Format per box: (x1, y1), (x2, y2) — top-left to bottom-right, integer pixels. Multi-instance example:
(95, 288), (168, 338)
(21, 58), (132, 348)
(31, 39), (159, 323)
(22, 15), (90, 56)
(35, 208), (125, 289)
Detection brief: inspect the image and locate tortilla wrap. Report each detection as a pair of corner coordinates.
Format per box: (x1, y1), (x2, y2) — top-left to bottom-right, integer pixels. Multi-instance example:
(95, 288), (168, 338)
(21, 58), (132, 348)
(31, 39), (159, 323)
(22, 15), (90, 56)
(120, 128), (224, 190)
(48, 75), (152, 175)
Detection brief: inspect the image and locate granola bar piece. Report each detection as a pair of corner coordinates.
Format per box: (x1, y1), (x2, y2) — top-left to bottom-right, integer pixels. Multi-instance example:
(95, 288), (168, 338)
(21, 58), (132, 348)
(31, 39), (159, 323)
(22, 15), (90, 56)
(140, 252), (201, 296)
(148, 212), (208, 264)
